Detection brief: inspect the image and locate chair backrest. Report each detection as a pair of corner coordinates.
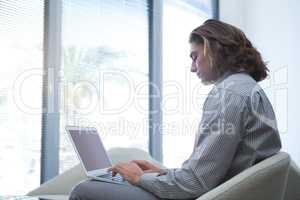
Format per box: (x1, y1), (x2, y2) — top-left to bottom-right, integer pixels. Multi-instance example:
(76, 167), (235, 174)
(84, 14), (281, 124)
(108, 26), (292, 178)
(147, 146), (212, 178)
(198, 152), (291, 200)
(107, 147), (165, 168)
(284, 160), (300, 200)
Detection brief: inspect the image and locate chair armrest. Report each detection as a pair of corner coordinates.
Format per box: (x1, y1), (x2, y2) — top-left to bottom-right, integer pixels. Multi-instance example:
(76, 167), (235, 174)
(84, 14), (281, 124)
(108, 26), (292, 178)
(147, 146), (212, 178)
(27, 164), (87, 196)
(27, 147), (162, 197)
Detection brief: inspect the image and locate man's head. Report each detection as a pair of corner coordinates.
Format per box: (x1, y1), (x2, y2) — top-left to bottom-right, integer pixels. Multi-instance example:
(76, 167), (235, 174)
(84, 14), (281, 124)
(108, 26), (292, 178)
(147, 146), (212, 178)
(189, 19), (268, 84)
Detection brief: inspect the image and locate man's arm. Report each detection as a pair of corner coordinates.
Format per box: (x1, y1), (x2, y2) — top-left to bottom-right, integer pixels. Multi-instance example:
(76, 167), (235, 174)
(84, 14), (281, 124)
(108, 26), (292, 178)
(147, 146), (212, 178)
(137, 91), (246, 199)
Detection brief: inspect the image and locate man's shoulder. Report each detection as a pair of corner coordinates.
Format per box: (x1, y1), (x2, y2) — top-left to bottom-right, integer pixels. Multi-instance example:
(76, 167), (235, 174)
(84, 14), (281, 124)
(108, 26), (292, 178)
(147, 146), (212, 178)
(214, 72), (261, 98)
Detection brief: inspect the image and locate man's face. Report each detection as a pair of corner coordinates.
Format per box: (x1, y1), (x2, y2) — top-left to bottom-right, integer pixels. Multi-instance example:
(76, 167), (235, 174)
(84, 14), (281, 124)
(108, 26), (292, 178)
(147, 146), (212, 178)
(190, 42), (211, 83)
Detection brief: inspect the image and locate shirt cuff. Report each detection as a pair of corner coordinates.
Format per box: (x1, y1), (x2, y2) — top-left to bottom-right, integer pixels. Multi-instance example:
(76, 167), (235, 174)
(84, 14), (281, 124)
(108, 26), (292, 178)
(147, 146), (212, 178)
(158, 168), (169, 176)
(137, 172), (160, 188)
(137, 169), (171, 187)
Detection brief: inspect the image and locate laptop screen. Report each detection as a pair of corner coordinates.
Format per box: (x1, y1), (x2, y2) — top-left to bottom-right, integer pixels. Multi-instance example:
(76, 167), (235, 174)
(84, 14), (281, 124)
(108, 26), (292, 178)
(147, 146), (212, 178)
(68, 128), (111, 171)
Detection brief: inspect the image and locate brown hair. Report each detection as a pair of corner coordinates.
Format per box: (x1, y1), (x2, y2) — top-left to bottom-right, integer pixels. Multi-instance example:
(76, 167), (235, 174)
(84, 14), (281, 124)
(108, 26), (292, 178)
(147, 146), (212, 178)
(189, 19), (268, 82)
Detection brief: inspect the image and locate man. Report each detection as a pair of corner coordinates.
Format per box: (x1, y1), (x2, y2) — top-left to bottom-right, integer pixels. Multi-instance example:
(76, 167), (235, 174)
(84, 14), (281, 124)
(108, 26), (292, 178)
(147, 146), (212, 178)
(70, 19), (281, 200)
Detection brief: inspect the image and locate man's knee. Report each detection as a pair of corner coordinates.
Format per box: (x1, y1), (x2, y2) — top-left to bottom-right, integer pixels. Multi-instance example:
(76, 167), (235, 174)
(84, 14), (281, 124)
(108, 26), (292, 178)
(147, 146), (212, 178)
(69, 181), (87, 200)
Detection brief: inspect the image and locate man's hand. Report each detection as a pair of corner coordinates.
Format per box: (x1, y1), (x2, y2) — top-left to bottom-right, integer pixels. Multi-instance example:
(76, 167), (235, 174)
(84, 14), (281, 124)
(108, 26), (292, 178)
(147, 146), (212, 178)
(131, 160), (162, 173)
(109, 162), (144, 185)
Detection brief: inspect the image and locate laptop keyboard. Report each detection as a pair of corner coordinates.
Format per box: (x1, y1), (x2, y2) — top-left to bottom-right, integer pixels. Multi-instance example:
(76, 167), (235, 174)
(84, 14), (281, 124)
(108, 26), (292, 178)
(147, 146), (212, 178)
(98, 172), (124, 182)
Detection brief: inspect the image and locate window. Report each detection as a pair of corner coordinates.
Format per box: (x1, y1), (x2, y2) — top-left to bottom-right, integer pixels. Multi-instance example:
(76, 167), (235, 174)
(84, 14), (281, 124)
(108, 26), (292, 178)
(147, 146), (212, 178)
(59, 0), (150, 172)
(162, 0), (213, 167)
(0, 0), (44, 195)
(0, 0), (217, 192)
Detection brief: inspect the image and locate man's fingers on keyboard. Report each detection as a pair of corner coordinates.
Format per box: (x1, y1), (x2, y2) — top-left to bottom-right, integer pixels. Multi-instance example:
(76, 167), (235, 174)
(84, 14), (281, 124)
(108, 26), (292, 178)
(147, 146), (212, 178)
(107, 167), (113, 172)
(112, 171), (117, 176)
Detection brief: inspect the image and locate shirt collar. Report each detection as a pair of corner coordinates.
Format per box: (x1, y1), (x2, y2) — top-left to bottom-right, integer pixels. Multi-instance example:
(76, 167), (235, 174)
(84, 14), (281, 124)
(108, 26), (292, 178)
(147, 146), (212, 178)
(215, 69), (247, 85)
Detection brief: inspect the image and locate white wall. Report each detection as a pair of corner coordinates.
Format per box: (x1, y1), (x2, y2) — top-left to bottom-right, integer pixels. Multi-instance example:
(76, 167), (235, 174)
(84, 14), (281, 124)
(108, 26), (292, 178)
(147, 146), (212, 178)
(220, 0), (300, 164)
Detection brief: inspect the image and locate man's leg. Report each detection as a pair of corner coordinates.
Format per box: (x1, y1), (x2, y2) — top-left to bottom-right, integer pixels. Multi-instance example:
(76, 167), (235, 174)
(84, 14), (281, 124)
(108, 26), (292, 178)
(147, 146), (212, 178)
(69, 180), (160, 200)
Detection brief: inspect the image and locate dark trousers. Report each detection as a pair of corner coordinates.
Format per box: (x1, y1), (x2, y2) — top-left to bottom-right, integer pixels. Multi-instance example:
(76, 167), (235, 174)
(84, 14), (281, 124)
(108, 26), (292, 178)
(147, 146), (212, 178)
(69, 180), (160, 200)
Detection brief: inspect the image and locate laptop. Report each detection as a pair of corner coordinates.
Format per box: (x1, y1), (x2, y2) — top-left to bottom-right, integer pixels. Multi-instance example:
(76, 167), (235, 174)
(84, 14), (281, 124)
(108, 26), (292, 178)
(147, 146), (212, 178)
(65, 126), (128, 185)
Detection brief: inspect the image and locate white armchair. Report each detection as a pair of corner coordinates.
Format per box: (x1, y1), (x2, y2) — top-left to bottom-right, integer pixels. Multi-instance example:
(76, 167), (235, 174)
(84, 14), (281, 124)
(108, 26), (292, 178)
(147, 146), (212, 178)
(27, 149), (295, 200)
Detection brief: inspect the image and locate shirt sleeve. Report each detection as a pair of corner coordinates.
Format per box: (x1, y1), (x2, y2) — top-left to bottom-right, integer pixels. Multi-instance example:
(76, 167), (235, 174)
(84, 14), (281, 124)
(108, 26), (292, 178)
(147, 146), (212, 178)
(137, 90), (246, 199)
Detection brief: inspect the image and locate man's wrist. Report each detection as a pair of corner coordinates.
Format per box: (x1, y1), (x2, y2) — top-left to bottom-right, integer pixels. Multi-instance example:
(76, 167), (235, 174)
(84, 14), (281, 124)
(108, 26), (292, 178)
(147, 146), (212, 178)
(133, 172), (144, 185)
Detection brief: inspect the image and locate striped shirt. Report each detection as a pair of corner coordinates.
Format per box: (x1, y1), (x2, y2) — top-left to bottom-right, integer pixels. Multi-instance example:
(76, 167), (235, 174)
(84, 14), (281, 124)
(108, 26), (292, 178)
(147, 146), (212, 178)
(137, 72), (282, 199)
